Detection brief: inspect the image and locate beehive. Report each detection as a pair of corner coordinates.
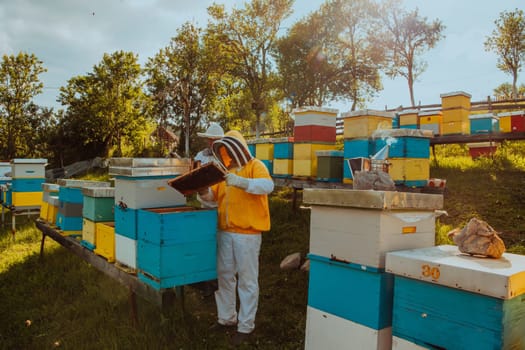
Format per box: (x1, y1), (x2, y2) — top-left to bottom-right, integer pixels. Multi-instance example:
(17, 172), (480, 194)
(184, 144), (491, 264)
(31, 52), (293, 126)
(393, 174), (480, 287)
(440, 91), (471, 110)
(115, 233), (137, 270)
(418, 110), (442, 136)
(498, 110), (525, 133)
(82, 187), (115, 222)
(94, 222), (115, 262)
(388, 158), (430, 188)
(303, 189), (443, 269)
(386, 245), (525, 349)
(398, 109), (419, 128)
(305, 306), (392, 350)
(293, 143), (335, 177)
(10, 158), (47, 178)
(371, 129), (431, 159)
(342, 110), (394, 139)
(136, 206), (217, 290)
(293, 106), (338, 143)
(273, 138), (294, 159)
(114, 176), (185, 209)
(114, 205), (138, 239)
(469, 113), (499, 134)
(273, 159), (293, 177)
(12, 192), (42, 207)
(255, 142), (274, 160)
(316, 150), (343, 182)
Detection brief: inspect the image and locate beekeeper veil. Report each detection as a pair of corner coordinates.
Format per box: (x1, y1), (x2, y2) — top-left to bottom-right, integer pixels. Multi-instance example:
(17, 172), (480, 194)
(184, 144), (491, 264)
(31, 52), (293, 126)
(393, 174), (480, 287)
(212, 130), (253, 169)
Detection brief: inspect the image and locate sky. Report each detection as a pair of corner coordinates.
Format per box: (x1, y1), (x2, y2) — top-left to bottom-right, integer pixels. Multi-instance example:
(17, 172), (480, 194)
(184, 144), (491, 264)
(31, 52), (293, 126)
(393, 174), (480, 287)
(1, 0), (523, 114)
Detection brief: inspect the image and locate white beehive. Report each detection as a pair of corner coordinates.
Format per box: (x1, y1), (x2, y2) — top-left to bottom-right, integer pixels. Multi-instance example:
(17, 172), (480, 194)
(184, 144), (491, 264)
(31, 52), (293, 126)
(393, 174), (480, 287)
(305, 306), (392, 350)
(304, 189), (444, 268)
(114, 177), (186, 209)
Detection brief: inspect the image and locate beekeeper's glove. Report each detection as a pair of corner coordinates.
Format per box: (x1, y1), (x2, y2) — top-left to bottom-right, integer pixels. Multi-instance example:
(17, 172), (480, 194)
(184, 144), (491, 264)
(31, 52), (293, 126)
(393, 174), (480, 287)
(225, 173), (249, 190)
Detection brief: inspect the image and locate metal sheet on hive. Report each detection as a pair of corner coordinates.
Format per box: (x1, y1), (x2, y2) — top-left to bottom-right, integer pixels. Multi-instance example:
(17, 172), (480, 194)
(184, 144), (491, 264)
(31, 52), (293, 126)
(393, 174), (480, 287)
(108, 157), (190, 168)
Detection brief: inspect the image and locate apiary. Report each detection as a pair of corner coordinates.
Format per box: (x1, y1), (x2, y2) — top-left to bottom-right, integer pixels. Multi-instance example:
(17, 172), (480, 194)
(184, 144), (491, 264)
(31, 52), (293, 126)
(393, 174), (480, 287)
(304, 189), (443, 269)
(305, 306), (392, 350)
(386, 245), (525, 349)
(136, 206), (217, 290)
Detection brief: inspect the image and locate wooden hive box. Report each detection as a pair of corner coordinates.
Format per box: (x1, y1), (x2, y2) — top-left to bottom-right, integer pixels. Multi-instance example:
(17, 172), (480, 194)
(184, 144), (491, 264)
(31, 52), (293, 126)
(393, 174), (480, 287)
(10, 158), (47, 179)
(386, 245), (525, 349)
(342, 110), (394, 139)
(273, 138), (294, 159)
(82, 187), (115, 222)
(114, 205), (138, 239)
(440, 91), (471, 110)
(94, 222), (115, 262)
(303, 189), (443, 269)
(115, 233), (137, 271)
(11, 178), (45, 192)
(371, 129), (432, 159)
(136, 206), (218, 290)
(255, 143), (274, 160)
(316, 150), (343, 182)
(12, 192), (42, 207)
(273, 159), (293, 177)
(305, 306), (392, 350)
(418, 110), (442, 136)
(115, 175), (186, 209)
(469, 113), (500, 134)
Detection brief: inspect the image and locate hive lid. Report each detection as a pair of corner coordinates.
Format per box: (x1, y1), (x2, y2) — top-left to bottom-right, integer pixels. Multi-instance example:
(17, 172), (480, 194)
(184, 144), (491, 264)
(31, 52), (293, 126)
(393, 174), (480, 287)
(303, 189), (443, 210)
(167, 162), (227, 196)
(386, 245), (525, 299)
(109, 166), (189, 177)
(82, 187), (115, 197)
(108, 157), (191, 168)
(57, 179), (111, 188)
(341, 109), (395, 119)
(11, 158), (47, 164)
(371, 128), (433, 139)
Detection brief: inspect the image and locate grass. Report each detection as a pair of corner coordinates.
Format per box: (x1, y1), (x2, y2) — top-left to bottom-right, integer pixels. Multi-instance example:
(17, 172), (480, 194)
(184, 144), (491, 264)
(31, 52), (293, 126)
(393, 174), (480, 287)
(0, 144), (524, 349)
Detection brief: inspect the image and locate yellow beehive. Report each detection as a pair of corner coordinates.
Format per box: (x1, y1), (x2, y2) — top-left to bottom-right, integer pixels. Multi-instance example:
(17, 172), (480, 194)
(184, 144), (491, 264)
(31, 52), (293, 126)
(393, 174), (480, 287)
(82, 218), (97, 246)
(293, 159), (316, 177)
(39, 201), (49, 220)
(388, 158), (430, 184)
(398, 109), (419, 126)
(442, 120), (470, 135)
(273, 159), (293, 176)
(293, 143), (335, 160)
(94, 222), (115, 262)
(440, 91), (472, 110)
(12, 192), (42, 207)
(342, 110), (394, 139)
(46, 204), (58, 225)
(442, 107), (470, 123)
(499, 114), (511, 133)
(419, 111), (443, 136)
(255, 143), (274, 160)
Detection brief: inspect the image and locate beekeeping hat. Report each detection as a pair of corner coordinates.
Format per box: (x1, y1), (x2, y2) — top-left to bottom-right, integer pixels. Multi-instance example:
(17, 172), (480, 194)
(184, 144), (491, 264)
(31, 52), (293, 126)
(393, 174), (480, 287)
(197, 122), (224, 139)
(212, 130), (253, 168)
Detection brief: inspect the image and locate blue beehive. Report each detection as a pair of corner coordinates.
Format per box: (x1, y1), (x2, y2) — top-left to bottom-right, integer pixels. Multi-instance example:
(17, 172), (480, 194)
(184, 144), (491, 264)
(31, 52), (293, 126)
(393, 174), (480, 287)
(136, 207), (218, 290)
(343, 138), (373, 159)
(11, 178), (45, 192)
(114, 205), (138, 239)
(373, 136), (430, 158)
(274, 141), (294, 159)
(469, 113), (500, 134)
(307, 254), (394, 331)
(386, 245), (525, 350)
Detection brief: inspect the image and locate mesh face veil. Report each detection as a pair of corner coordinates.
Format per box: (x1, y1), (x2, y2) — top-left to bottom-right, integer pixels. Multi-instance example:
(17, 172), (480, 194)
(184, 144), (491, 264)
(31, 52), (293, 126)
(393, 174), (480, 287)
(212, 136), (253, 169)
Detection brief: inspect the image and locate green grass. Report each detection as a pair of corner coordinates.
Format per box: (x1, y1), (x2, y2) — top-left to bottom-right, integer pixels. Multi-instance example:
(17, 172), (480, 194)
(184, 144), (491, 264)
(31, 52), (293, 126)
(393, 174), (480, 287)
(0, 146), (524, 349)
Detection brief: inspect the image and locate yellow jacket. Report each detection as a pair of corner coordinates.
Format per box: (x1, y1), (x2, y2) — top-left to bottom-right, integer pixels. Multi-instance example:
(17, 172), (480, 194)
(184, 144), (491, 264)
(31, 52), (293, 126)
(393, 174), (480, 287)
(211, 158), (272, 234)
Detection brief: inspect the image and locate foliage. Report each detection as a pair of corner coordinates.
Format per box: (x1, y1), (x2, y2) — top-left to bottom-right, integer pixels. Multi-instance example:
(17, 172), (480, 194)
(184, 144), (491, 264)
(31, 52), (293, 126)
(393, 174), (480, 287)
(0, 52), (47, 159)
(493, 82), (525, 99)
(56, 51), (150, 163)
(206, 0), (294, 137)
(145, 22), (220, 158)
(485, 8), (525, 99)
(377, 0), (445, 107)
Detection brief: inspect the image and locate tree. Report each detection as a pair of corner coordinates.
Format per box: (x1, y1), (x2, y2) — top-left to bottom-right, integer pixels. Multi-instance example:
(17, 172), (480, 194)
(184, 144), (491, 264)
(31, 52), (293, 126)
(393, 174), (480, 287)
(58, 51), (149, 160)
(0, 52), (47, 159)
(206, 0), (294, 137)
(377, 0), (445, 107)
(493, 82), (525, 100)
(145, 22), (219, 157)
(485, 9), (525, 100)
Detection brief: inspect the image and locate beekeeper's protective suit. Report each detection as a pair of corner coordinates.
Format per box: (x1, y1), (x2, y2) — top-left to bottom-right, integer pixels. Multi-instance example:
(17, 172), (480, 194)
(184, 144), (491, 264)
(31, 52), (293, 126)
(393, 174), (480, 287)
(198, 130), (273, 336)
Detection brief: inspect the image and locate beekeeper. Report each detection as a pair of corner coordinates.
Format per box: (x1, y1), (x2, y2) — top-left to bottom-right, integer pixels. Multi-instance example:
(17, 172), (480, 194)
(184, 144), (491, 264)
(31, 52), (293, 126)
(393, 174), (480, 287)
(197, 130), (274, 346)
(194, 122), (224, 167)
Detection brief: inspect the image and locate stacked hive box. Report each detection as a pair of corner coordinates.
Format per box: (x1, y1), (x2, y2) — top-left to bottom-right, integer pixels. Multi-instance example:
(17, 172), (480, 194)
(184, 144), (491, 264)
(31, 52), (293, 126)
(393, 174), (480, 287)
(386, 245), (525, 349)
(418, 110), (442, 136)
(341, 110), (394, 183)
(315, 150), (343, 182)
(498, 110), (524, 133)
(469, 113), (499, 134)
(136, 206), (218, 290)
(371, 129), (433, 188)
(292, 107), (338, 178)
(40, 183), (59, 222)
(56, 179), (110, 236)
(109, 158), (189, 272)
(0, 162), (11, 186)
(254, 139), (274, 175)
(440, 91), (471, 135)
(303, 189), (443, 350)
(272, 137), (294, 178)
(398, 109), (419, 130)
(9, 159), (47, 208)
(81, 187), (115, 253)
